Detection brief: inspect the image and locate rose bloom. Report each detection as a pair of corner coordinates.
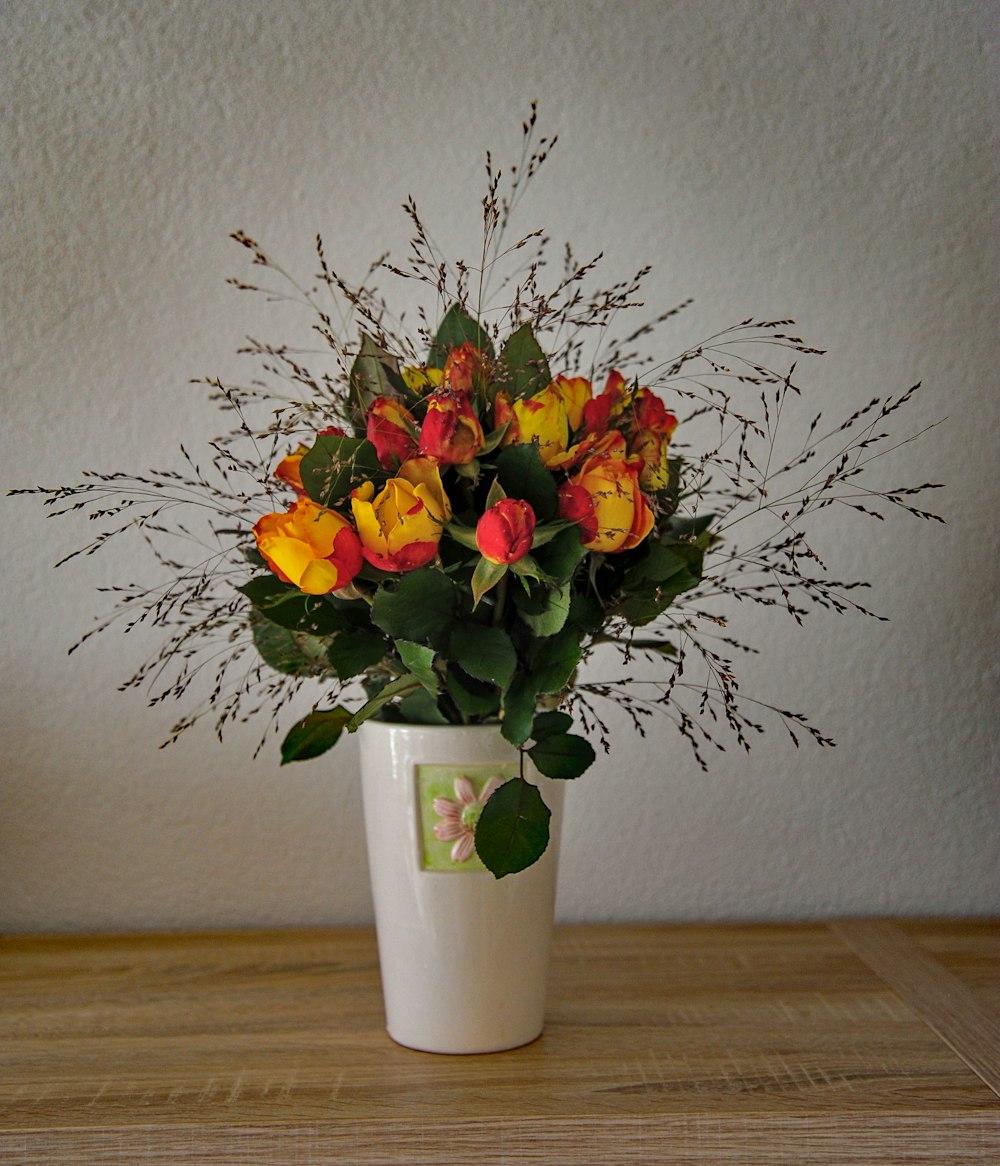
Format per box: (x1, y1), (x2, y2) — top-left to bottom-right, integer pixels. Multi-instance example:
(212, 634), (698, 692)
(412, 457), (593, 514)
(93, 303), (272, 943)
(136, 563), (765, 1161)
(442, 342), (486, 393)
(274, 444), (309, 494)
(418, 390), (485, 465)
(253, 498), (363, 594)
(557, 451), (653, 553)
(582, 369), (630, 436)
(552, 375), (591, 431)
(351, 458), (451, 572)
(402, 365), (443, 394)
(366, 396), (419, 470)
(476, 498), (536, 565)
(628, 387), (678, 490)
(508, 385), (570, 467)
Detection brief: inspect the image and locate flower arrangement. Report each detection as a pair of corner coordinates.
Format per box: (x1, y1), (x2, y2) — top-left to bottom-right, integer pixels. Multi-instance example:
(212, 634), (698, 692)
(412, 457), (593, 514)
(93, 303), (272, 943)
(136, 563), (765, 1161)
(14, 110), (942, 878)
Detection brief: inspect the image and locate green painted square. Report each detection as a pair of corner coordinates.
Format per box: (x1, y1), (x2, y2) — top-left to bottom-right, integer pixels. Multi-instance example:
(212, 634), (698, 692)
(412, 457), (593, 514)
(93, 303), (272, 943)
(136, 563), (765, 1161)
(417, 763), (518, 872)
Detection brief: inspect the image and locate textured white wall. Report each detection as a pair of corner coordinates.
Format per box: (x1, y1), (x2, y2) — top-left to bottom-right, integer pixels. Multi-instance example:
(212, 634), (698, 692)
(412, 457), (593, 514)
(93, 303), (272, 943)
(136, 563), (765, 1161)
(2, 0), (997, 932)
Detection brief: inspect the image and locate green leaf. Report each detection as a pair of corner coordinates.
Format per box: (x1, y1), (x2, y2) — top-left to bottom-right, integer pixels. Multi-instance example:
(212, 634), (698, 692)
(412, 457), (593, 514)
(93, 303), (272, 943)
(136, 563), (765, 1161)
(530, 627), (582, 694)
(531, 710), (573, 741)
(252, 616), (331, 677)
(396, 640), (438, 694)
(327, 627), (388, 680)
(509, 554), (554, 585)
(666, 513), (716, 542)
(484, 476), (507, 508)
(238, 577), (352, 635)
(614, 542), (704, 626)
(471, 556), (508, 607)
(528, 732), (596, 780)
(445, 665), (501, 718)
(533, 525), (588, 583)
(496, 444), (557, 521)
(529, 520), (573, 549)
(448, 624), (517, 690)
(280, 707), (352, 764)
(475, 778), (550, 878)
(499, 322), (551, 400)
(371, 568), (459, 647)
(396, 688), (448, 724)
(428, 303), (495, 367)
(478, 421), (512, 456)
(444, 521), (480, 551)
(622, 541), (695, 589)
(566, 589), (605, 634)
(500, 672), (539, 745)
(515, 581), (571, 637)
(349, 334), (400, 427)
(300, 433), (383, 507)
(345, 674), (424, 732)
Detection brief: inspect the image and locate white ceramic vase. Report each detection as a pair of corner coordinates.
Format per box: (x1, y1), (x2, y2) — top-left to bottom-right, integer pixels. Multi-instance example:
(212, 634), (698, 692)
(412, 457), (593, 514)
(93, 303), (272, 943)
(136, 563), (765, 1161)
(358, 720), (565, 1054)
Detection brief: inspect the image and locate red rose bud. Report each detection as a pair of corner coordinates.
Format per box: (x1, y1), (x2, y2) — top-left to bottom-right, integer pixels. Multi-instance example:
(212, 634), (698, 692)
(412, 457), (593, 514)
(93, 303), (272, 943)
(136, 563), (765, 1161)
(418, 390), (485, 465)
(442, 342), (486, 393)
(476, 498), (536, 565)
(366, 397), (419, 469)
(557, 482), (599, 544)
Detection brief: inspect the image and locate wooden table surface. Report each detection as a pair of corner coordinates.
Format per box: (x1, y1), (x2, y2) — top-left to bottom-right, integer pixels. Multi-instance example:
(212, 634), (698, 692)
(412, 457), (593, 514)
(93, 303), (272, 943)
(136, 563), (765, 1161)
(1, 921), (997, 1164)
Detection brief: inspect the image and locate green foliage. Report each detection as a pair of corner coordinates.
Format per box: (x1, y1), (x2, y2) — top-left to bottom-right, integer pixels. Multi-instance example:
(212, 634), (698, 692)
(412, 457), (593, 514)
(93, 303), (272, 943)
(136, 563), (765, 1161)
(499, 673), (540, 745)
(238, 577), (350, 635)
(281, 707), (353, 763)
(371, 568), (461, 646)
(396, 640), (439, 694)
(346, 674), (424, 731)
(528, 732), (595, 780)
(499, 323), (551, 399)
(471, 556), (508, 606)
(300, 433), (384, 508)
(446, 666), (502, 718)
(395, 688), (448, 724)
(530, 710), (574, 740)
(613, 540), (704, 625)
(251, 616), (331, 677)
(349, 335), (403, 427)
(448, 624), (517, 689)
(515, 581), (571, 637)
(496, 444), (557, 520)
(327, 627), (389, 680)
(428, 304), (495, 367)
(474, 777), (550, 878)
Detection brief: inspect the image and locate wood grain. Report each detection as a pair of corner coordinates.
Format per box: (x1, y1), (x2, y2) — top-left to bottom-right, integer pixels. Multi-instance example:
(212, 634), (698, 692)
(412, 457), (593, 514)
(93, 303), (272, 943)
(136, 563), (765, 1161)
(832, 918), (1000, 1097)
(1, 922), (997, 1164)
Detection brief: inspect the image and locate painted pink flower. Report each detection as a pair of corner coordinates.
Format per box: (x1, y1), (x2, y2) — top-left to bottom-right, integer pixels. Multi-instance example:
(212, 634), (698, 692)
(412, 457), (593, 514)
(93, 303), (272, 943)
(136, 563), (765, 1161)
(432, 775), (503, 864)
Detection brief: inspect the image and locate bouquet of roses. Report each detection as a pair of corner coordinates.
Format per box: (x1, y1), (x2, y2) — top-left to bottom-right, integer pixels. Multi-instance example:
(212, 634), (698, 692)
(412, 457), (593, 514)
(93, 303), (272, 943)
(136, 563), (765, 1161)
(14, 111), (941, 879)
(244, 309), (701, 874)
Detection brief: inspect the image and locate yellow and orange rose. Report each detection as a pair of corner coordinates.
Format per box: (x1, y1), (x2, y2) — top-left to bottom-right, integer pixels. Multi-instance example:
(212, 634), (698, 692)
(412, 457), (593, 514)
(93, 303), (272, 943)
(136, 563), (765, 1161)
(253, 498), (363, 594)
(557, 451), (653, 553)
(351, 457), (452, 572)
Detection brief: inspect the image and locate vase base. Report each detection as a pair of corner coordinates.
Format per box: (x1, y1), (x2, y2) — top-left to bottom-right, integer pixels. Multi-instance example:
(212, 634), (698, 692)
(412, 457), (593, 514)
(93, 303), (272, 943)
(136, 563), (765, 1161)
(385, 1025), (545, 1056)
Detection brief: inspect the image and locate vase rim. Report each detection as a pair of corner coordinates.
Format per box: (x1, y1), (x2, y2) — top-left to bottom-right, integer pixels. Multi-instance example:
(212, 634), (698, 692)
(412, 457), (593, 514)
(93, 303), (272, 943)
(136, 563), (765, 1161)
(359, 719), (503, 734)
